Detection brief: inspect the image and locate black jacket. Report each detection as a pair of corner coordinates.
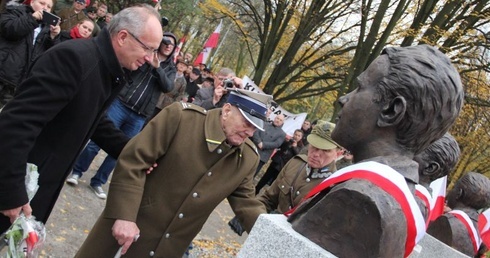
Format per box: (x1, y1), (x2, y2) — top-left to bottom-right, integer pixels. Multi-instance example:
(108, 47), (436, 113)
(0, 4), (58, 87)
(118, 62), (175, 117)
(0, 28), (129, 232)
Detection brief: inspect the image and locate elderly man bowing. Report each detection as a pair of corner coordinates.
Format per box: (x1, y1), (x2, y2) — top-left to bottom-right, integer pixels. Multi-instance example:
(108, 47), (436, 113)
(76, 89), (270, 257)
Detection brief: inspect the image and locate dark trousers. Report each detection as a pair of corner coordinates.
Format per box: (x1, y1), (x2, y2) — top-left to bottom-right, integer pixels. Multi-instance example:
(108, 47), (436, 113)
(255, 163), (280, 195)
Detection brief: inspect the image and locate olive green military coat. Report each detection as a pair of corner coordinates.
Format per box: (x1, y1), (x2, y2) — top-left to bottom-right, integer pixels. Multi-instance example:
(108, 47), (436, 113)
(257, 154), (336, 213)
(76, 102), (266, 258)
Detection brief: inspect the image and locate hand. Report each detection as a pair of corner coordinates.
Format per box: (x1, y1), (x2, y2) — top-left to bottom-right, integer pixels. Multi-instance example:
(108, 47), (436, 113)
(146, 163), (158, 174)
(150, 52), (160, 68)
(112, 219), (140, 255)
(291, 141), (297, 147)
(32, 10), (43, 21)
(1, 203), (32, 223)
(212, 86), (225, 105)
(228, 216), (244, 236)
(50, 24), (60, 38)
(258, 142), (263, 149)
(231, 77), (244, 89)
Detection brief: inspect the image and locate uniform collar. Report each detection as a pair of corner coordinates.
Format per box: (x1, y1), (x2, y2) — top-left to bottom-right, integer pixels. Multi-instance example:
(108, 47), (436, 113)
(306, 162), (336, 179)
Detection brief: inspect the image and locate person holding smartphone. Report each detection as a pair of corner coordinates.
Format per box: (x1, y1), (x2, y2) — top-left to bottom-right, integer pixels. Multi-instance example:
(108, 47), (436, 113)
(0, 0), (61, 108)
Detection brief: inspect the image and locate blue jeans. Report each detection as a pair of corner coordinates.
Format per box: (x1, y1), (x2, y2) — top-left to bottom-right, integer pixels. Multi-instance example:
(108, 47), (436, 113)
(72, 98), (146, 187)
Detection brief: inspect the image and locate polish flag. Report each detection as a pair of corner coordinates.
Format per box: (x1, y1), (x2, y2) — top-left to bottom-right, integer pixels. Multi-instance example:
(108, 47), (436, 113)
(478, 208), (490, 247)
(193, 20), (223, 67)
(173, 36), (186, 63)
(428, 176), (447, 222)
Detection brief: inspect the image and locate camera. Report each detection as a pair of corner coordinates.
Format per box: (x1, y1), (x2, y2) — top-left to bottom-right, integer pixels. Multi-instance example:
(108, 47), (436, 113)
(223, 79), (234, 89)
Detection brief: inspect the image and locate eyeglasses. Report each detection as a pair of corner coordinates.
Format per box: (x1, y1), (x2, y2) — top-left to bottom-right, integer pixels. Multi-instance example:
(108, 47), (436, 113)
(126, 31), (158, 55)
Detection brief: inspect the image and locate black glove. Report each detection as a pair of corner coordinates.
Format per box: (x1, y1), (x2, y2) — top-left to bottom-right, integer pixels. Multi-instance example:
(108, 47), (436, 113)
(228, 216), (245, 236)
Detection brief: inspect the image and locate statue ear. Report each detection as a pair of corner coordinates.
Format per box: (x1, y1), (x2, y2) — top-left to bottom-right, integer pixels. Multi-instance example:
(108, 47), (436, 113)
(377, 96), (406, 127)
(457, 188), (465, 201)
(423, 161), (441, 176)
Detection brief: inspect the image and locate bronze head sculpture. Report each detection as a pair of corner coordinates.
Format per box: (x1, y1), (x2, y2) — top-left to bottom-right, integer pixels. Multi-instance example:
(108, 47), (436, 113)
(287, 45), (464, 258)
(414, 133), (460, 189)
(427, 172), (490, 257)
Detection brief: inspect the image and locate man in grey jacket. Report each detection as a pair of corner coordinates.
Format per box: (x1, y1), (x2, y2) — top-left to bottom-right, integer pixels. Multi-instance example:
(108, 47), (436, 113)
(252, 114), (286, 176)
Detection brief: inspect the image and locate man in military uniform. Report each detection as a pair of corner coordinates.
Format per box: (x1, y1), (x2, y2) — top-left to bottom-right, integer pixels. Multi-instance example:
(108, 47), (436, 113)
(76, 89), (270, 257)
(258, 121), (341, 214)
(229, 121), (342, 235)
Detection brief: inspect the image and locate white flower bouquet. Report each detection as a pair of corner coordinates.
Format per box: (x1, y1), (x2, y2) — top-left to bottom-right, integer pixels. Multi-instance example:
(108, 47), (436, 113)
(1, 163), (46, 258)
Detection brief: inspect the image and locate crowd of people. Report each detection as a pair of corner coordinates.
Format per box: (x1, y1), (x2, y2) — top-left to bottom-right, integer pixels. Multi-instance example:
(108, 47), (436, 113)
(0, 1), (488, 258)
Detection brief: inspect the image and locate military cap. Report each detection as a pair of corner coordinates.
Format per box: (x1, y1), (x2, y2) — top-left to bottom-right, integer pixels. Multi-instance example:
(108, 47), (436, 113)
(307, 120), (341, 150)
(227, 89), (273, 131)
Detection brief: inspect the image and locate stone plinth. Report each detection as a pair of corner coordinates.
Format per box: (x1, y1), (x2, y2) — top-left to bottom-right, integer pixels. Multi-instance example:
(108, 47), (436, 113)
(237, 214), (337, 258)
(408, 234), (469, 258)
(239, 214), (470, 258)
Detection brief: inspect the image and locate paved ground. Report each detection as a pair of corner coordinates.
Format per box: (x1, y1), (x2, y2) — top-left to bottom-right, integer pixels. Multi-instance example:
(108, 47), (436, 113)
(28, 152), (248, 257)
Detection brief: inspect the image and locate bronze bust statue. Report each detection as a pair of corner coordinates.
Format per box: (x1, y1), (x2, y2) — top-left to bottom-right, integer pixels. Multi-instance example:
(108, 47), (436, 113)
(414, 133), (460, 190)
(287, 45), (464, 258)
(427, 172), (490, 257)
(414, 133), (460, 221)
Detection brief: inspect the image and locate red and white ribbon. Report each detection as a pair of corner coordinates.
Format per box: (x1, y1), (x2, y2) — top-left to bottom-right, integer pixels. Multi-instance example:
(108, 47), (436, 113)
(449, 210), (482, 254)
(478, 208), (490, 248)
(428, 176), (447, 222)
(285, 161), (425, 257)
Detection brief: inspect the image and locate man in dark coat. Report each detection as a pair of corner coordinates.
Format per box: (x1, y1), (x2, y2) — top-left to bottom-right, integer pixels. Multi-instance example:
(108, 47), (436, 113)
(0, 4), (163, 233)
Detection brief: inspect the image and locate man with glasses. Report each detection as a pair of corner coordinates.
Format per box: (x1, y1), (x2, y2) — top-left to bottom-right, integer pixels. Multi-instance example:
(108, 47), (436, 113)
(66, 32), (177, 199)
(0, 5), (163, 233)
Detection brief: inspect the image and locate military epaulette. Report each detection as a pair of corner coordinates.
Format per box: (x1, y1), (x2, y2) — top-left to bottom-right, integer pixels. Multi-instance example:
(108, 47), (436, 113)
(180, 102), (208, 115)
(244, 139), (259, 155)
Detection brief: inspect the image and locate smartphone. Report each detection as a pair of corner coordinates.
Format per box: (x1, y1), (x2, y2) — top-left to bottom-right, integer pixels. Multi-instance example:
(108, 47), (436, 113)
(42, 11), (60, 26)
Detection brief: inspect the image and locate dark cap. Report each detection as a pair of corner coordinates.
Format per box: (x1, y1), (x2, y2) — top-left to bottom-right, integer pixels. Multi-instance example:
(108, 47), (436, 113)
(75, 0), (86, 4)
(227, 89), (273, 131)
(192, 68), (201, 76)
(307, 120), (341, 150)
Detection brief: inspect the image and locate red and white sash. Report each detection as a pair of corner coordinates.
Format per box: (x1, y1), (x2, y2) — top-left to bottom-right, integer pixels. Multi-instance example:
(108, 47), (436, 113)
(285, 161), (425, 257)
(478, 208), (490, 248)
(449, 210), (482, 254)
